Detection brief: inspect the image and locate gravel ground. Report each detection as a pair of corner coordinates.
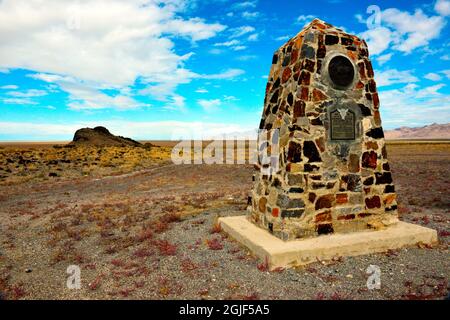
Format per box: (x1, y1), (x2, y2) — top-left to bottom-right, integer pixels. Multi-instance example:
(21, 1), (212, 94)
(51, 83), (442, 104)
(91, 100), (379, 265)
(0, 143), (448, 300)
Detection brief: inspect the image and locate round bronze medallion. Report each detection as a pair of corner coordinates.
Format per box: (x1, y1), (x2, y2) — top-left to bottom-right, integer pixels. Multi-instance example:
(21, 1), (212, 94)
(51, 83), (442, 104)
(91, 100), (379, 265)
(328, 55), (355, 88)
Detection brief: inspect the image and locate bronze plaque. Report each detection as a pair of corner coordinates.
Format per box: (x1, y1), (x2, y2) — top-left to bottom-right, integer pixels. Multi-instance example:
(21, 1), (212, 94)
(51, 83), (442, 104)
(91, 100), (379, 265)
(330, 109), (355, 140)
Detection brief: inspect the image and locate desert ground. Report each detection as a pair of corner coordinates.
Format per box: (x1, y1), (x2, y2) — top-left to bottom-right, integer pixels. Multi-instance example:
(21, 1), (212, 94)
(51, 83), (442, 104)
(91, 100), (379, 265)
(0, 141), (448, 300)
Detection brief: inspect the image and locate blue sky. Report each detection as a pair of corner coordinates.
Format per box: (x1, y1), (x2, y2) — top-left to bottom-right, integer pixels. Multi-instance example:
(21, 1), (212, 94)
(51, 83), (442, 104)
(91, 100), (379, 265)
(0, 0), (449, 141)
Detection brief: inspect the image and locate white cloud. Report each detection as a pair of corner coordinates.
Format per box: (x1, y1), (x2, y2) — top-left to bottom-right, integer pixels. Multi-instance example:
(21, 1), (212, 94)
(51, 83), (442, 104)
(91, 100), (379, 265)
(195, 88), (208, 93)
(424, 72), (442, 81)
(29, 67), (243, 112)
(224, 95), (238, 101)
(214, 40), (240, 47)
(415, 83), (445, 98)
(138, 68), (244, 105)
(27, 72), (147, 111)
(202, 69), (245, 80)
(435, 0), (450, 16)
(229, 26), (255, 38)
(5, 89), (47, 98)
(164, 17), (226, 41)
(247, 33), (259, 41)
(236, 55), (257, 61)
(163, 94), (185, 112)
(0, 0), (226, 110)
(441, 70), (450, 79)
(2, 98), (37, 105)
(242, 11), (260, 19)
(275, 35), (290, 41)
(1, 87), (47, 105)
(198, 99), (221, 112)
(359, 27), (396, 55)
(297, 15), (315, 23)
(232, 46), (247, 51)
(360, 8), (446, 55)
(375, 69), (419, 87)
(379, 83), (449, 128)
(441, 54), (450, 61)
(376, 53), (393, 66)
(0, 85), (19, 90)
(233, 1), (257, 10)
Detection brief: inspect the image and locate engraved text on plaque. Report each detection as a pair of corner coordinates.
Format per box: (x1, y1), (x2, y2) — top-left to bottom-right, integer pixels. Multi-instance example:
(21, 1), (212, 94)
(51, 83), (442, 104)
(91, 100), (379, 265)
(330, 109), (355, 140)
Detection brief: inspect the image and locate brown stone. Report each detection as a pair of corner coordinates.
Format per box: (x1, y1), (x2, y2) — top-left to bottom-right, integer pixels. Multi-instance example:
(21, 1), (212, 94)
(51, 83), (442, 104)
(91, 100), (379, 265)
(365, 60), (374, 78)
(302, 59), (315, 72)
(317, 44), (326, 59)
(362, 151), (377, 169)
(336, 193), (348, 204)
(293, 100), (305, 117)
(365, 141), (378, 150)
(259, 197), (267, 212)
(300, 87), (309, 101)
(315, 211), (332, 223)
(299, 71), (311, 85)
(287, 141), (302, 162)
(348, 153), (360, 173)
(308, 192), (316, 203)
(355, 81), (364, 89)
(374, 110), (381, 126)
(312, 88), (328, 102)
(337, 214), (355, 220)
(357, 62), (366, 80)
(368, 79), (377, 92)
(341, 174), (361, 192)
(315, 194), (335, 210)
(372, 93), (379, 109)
(358, 213), (372, 218)
(315, 137), (325, 152)
(290, 49), (299, 64)
(347, 50), (357, 61)
(282, 67), (292, 83)
(365, 196), (381, 209)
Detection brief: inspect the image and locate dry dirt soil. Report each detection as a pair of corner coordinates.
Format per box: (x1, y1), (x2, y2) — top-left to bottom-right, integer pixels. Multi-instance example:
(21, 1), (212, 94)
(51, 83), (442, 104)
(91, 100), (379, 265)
(0, 142), (448, 300)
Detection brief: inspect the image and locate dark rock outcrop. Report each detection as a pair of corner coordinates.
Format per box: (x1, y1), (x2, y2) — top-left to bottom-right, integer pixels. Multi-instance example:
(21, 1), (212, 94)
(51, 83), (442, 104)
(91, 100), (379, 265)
(70, 126), (142, 147)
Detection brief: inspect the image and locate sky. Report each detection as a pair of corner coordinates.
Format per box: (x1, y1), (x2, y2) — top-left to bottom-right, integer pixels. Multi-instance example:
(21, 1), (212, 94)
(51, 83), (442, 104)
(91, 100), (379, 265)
(0, 0), (449, 141)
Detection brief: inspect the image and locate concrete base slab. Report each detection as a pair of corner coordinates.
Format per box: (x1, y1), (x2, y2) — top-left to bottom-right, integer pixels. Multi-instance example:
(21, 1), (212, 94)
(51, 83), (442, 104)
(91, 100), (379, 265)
(219, 216), (438, 270)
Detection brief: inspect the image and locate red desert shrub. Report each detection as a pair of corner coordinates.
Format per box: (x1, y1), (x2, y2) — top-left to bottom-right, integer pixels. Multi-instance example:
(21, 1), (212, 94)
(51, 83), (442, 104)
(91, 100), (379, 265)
(206, 237), (223, 250)
(154, 240), (177, 256)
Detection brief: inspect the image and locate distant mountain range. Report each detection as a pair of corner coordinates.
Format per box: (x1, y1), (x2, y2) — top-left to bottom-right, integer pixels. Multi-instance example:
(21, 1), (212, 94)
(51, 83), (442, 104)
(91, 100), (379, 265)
(384, 123), (450, 140)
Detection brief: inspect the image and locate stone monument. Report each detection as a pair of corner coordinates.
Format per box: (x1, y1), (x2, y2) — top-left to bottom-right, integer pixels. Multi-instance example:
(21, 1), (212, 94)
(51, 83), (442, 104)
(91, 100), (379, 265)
(248, 18), (398, 240)
(219, 19), (437, 269)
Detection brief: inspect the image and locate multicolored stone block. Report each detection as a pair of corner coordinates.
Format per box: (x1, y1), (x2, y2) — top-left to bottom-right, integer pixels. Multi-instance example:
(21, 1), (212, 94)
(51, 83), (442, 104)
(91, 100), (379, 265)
(248, 19), (399, 241)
